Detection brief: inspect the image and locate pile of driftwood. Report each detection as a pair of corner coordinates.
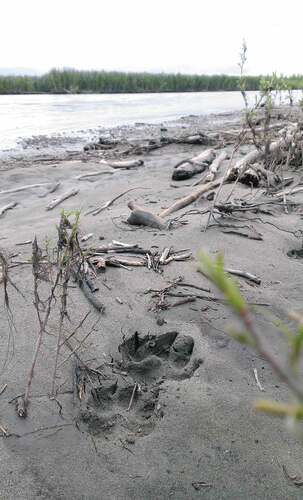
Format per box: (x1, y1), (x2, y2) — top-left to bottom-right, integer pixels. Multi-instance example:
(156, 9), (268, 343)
(0, 160), (148, 219)
(145, 269), (262, 312)
(86, 240), (192, 273)
(125, 121), (303, 230)
(83, 131), (217, 155)
(61, 240), (193, 313)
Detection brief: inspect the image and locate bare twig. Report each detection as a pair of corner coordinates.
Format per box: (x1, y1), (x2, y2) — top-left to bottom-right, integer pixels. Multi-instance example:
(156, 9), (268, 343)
(253, 368), (265, 391)
(0, 201), (17, 217)
(46, 188), (79, 210)
(127, 383), (138, 411)
(225, 268), (261, 285)
(86, 187), (149, 216)
(0, 384), (7, 396)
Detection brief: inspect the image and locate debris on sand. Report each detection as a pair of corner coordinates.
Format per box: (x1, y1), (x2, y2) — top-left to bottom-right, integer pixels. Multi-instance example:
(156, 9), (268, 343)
(87, 241), (192, 273)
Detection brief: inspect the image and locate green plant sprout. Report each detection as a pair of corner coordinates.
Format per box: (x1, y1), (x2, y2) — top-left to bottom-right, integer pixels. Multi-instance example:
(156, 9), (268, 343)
(197, 251), (303, 423)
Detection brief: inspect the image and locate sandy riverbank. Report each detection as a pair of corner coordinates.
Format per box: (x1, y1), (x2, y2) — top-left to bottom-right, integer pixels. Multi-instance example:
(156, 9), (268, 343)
(1, 108), (303, 499)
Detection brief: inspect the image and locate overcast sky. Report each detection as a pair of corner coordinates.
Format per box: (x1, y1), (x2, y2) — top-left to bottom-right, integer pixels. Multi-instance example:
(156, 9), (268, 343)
(1, 0), (302, 75)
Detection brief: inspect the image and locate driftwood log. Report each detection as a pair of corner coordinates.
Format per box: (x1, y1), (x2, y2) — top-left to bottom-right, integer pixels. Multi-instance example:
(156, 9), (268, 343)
(172, 149), (216, 181)
(127, 201), (166, 230)
(204, 151), (228, 183)
(237, 163), (281, 188)
(46, 188), (79, 211)
(226, 128), (297, 181)
(127, 177), (222, 229)
(160, 179), (221, 218)
(193, 151), (228, 186)
(86, 187), (149, 216)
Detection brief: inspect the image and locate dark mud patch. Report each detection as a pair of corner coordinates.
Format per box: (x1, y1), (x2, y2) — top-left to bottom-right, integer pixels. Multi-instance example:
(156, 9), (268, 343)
(75, 331), (202, 438)
(287, 247), (303, 259)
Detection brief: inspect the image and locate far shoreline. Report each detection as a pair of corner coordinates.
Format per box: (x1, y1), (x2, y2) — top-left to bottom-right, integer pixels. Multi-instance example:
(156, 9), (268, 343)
(0, 89), (257, 96)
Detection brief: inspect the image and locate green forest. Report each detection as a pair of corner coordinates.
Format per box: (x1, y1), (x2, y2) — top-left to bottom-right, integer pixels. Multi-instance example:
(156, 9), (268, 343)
(0, 69), (302, 94)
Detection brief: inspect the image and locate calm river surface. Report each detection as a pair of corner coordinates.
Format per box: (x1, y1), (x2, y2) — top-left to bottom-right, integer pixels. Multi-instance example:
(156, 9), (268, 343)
(0, 90), (291, 151)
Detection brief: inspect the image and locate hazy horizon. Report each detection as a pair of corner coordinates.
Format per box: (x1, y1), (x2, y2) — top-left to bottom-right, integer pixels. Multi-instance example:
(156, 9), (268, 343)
(1, 0), (302, 77)
(0, 67), (302, 78)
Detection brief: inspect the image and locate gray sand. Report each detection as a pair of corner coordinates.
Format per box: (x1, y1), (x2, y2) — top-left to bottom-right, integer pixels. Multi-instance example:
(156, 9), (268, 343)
(1, 112), (303, 499)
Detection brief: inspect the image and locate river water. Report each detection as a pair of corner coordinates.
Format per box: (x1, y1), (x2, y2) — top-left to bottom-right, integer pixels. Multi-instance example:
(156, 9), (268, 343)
(0, 90), (295, 151)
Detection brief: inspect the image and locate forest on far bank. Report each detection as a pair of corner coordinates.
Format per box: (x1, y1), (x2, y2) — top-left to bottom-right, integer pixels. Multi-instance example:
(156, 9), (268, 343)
(0, 69), (302, 94)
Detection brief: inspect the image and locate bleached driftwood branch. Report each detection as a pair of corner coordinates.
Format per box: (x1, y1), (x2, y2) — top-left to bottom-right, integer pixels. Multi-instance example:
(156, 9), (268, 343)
(46, 188), (79, 210)
(193, 151), (228, 186)
(0, 201), (17, 217)
(160, 179), (221, 218)
(0, 183), (59, 196)
(100, 159), (144, 169)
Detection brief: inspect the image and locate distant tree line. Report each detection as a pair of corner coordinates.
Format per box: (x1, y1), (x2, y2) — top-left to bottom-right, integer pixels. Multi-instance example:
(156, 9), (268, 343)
(0, 69), (302, 94)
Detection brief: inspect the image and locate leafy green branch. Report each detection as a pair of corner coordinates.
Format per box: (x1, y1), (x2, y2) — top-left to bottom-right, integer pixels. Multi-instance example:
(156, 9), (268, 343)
(197, 251), (303, 420)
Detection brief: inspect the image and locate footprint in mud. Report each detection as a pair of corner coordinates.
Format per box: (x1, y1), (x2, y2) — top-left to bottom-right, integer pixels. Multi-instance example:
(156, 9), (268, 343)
(76, 331), (203, 438)
(119, 331), (202, 381)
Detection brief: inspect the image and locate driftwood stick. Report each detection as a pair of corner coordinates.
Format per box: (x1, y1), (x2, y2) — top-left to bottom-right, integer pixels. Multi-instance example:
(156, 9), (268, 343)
(100, 159), (144, 169)
(221, 122), (287, 136)
(76, 171), (114, 181)
(225, 268), (261, 285)
(74, 274), (105, 312)
(0, 183), (52, 196)
(274, 186), (303, 199)
(46, 188), (79, 210)
(127, 383), (138, 411)
(57, 329), (97, 369)
(37, 182), (61, 198)
(86, 187), (149, 216)
(128, 201), (167, 229)
(204, 151), (228, 183)
(169, 296), (196, 308)
(80, 233), (94, 242)
(92, 241), (144, 252)
(253, 368), (265, 391)
(159, 247), (171, 264)
(112, 240), (138, 248)
(160, 179), (221, 218)
(163, 251), (192, 264)
(192, 151), (228, 186)
(106, 255), (146, 267)
(0, 384), (7, 396)
(0, 201), (17, 217)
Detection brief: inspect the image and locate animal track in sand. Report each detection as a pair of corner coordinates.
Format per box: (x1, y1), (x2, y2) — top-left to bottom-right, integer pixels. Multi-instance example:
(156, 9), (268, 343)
(76, 331), (203, 438)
